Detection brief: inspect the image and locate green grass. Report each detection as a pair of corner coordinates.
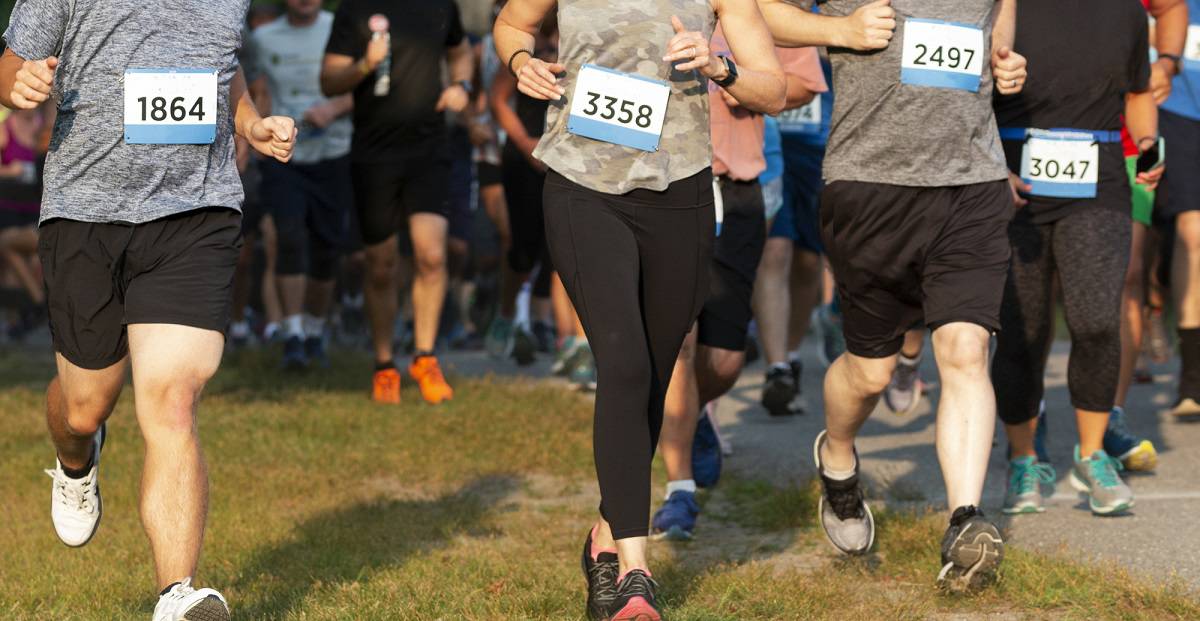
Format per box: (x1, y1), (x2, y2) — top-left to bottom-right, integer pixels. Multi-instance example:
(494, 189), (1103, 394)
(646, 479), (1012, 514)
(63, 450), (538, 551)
(0, 348), (1196, 620)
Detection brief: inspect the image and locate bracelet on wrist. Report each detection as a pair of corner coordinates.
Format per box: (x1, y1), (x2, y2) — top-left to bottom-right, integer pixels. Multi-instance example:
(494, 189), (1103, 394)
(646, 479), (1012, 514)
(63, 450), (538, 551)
(508, 49), (532, 77)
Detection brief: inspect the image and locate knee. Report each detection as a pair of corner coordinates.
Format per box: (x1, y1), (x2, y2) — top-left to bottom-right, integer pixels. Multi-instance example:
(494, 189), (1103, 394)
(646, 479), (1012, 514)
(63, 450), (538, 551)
(707, 349), (744, 388)
(841, 355), (895, 396)
(365, 250), (398, 287)
(62, 393), (114, 437)
(933, 325), (991, 377)
(137, 376), (209, 435)
(414, 242), (447, 277)
(1177, 214), (1200, 252)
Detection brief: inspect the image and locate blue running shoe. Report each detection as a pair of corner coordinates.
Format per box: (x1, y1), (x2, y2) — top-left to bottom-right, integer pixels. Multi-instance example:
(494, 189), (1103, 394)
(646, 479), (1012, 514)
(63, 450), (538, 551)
(651, 490), (700, 541)
(692, 407), (723, 489)
(282, 336), (308, 371)
(1103, 406), (1158, 472)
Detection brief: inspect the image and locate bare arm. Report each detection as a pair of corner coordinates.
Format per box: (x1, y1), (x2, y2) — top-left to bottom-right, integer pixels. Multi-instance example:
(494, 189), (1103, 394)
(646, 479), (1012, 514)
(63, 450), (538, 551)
(249, 74), (272, 117)
(1150, 0), (1188, 103)
(991, 0), (1027, 95)
(991, 0), (1017, 53)
(494, 0), (563, 101)
(232, 67), (297, 163)
(756, 0), (895, 50)
(713, 0), (786, 114)
(433, 40), (476, 114)
(784, 74), (817, 110)
(1, 48), (57, 110)
(320, 53), (370, 97)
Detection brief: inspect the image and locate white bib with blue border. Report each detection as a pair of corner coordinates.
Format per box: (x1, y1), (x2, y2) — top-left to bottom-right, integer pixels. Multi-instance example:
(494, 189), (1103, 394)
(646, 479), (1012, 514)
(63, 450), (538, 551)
(124, 69), (218, 145)
(1020, 130), (1099, 199)
(567, 64), (671, 152)
(900, 19), (984, 92)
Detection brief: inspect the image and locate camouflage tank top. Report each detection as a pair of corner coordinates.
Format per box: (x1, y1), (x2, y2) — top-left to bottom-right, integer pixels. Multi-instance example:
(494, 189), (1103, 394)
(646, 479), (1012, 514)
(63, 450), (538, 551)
(534, 0), (716, 195)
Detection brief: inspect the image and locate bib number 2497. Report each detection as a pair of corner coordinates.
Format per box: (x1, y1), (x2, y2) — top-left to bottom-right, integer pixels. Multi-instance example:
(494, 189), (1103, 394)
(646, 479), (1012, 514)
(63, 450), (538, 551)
(124, 69), (218, 145)
(568, 64), (671, 152)
(900, 19), (984, 92)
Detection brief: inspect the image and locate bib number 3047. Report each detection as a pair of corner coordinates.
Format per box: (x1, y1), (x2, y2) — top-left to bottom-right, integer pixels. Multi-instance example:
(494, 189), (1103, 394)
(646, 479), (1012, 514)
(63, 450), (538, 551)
(1020, 130), (1099, 199)
(124, 69), (218, 145)
(900, 19), (984, 92)
(568, 64), (671, 152)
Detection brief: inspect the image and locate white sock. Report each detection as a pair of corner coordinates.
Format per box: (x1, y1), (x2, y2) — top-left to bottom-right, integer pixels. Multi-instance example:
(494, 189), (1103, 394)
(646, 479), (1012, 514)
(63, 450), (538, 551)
(787, 349), (803, 365)
(769, 362), (790, 373)
(284, 314), (304, 338)
(898, 352), (921, 367)
(263, 322), (280, 340)
(303, 313), (326, 339)
(229, 320), (250, 339)
(665, 479), (697, 500)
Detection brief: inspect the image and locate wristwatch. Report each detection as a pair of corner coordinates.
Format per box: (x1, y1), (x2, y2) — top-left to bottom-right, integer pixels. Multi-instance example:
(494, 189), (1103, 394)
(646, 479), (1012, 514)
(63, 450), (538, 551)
(1159, 53), (1182, 77)
(457, 80), (474, 95)
(712, 55), (738, 88)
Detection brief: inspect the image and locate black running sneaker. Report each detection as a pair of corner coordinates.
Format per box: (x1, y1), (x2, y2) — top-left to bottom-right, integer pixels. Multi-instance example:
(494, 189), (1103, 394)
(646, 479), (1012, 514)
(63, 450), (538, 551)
(937, 505), (1004, 592)
(761, 364), (798, 417)
(607, 569), (661, 621)
(581, 529), (619, 620)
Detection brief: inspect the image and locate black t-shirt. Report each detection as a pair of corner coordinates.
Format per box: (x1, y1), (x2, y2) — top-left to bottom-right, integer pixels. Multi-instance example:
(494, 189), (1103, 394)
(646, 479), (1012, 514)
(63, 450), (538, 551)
(993, 0), (1150, 223)
(326, 0), (465, 162)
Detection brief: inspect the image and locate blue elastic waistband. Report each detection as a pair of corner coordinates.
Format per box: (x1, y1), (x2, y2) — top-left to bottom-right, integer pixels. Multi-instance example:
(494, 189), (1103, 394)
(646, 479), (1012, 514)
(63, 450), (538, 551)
(999, 127), (1123, 143)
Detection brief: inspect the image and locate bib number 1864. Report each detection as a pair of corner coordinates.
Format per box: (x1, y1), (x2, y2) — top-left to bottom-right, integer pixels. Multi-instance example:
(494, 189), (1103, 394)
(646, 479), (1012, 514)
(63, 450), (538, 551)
(124, 68), (218, 145)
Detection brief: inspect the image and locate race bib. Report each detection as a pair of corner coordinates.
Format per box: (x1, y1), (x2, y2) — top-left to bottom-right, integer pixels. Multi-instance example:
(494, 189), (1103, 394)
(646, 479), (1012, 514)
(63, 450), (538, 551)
(776, 98), (821, 135)
(567, 64), (671, 152)
(1185, 24), (1200, 62)
(124, 69), (218, 144)
(900, 19), (985, 92)
(1020, 130), (1099, 199)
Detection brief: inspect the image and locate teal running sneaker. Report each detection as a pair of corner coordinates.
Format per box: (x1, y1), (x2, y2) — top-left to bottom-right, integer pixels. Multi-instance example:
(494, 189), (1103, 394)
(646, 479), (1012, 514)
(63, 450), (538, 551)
(1002, 456), (1056, 514)
(551, 336), (584, 376)
(571, 344), (597, 392)
(1069, 446), (1134, 515)
(485, 316), (514, 360)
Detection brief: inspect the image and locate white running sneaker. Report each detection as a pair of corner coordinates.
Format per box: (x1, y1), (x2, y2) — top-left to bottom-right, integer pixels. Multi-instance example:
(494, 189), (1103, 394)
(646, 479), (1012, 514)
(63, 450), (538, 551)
(153, 578), (230, 621)
(45, 424), (105, 547)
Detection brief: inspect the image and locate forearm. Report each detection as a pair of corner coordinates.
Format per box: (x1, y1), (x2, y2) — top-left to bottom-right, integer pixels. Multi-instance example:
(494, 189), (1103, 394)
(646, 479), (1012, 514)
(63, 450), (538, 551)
(0, 50), (27, 109)
(784, 75), (816, 109)
(490, 73), (533, 146)
(232, 68), (263, 141)
(1153, 0), (1188, 56)
(992, 0), (1017, 51)
(1126, 90), (1159, 147)
(493, 21), (537, 75)
(329, 94), (354, 119)
(321, 56), (370, 97)
(448, 41), (474, 84)
(757, 0), (851, 48)
(723, 69), (787, 114)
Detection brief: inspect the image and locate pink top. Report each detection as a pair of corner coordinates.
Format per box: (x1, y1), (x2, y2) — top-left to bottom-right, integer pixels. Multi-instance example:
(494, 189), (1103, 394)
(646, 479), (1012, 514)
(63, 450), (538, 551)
(709, 27), (828, 181)
(1, 115), (40, 214)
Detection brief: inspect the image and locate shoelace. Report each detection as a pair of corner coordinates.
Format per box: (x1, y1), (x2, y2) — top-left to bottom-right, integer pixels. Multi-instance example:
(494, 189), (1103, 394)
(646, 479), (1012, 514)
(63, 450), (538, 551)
(163, 578), (196, 602)
(587, 559), (620, 601)
(1089, 454), (1125, 489)
(825, 478), (866, 521)
(45, 469), (94, 513)
(1010, 461), (1056, 494)
(891, 362), (919, 390)
(616, 570), (658, 602)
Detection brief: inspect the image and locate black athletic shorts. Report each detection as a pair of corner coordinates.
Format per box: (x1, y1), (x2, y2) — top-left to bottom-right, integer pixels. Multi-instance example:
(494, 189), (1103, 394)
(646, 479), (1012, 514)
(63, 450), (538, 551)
(821, 180), (1013, 358)
(240, 158), (265, 236)
(697, 177), (766, 351)
(1160, 109), (1200, 219)
(447, 128), (474, 243)
(261, 155), (353, 277)
(352, 139), (451, 246)
(38, 208), (241, 370)
(478, 161), (503, 188)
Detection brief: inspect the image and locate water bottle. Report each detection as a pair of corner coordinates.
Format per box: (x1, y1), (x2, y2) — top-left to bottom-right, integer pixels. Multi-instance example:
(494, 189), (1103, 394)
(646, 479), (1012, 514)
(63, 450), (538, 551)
(369, 14), (391, 97)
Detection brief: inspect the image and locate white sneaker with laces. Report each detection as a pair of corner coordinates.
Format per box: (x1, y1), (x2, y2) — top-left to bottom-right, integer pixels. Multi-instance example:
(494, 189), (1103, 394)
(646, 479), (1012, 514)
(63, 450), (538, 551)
(45, 424), (104, 547)
(153, 578), (230, 621)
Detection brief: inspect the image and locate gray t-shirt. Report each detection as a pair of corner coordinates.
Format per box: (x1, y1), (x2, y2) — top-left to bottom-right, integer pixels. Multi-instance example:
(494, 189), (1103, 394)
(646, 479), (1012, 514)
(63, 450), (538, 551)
(246, 12), (351, 164)
(818, 0), (1008, 187)
(3, 0), (250, 224)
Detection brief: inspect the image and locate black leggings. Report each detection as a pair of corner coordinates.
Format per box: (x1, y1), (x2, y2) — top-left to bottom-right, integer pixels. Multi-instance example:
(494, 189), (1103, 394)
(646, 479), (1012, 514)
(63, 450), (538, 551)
(992, 206), (1131, 424)
(543, 169), (715, 540)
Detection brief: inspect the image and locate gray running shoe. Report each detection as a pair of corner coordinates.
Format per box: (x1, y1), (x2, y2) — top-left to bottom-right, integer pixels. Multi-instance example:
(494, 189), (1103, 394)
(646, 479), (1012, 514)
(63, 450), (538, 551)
(815, 304), (846, 368)
(1002, 456), (1056, 514)
(883, 358), (922, 416)
(484, 316), (514, 360)
(937, 505), (1004, 592)
(571, 344), (597, 392)
(813, 430), (874, 555)
(1069, 446), (1134, 515)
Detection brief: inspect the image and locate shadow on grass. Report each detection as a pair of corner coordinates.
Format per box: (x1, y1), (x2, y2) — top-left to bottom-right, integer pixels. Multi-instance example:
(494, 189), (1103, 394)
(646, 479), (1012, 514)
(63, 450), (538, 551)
(232, 475), (518, 619)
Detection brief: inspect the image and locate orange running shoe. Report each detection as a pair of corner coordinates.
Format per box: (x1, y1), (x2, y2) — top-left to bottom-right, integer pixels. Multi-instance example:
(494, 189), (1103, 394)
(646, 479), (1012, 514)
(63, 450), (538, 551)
(409, 356), (454, 404)
(372, 367), (402, 404)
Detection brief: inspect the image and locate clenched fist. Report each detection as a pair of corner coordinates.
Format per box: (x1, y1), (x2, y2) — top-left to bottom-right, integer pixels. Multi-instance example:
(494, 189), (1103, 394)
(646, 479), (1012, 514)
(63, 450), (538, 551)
(9, 56), (58, 109)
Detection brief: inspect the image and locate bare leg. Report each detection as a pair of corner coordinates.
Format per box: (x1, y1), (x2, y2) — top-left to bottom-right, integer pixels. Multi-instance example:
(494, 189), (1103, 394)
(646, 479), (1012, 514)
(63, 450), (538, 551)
(660, 328), (699, 482)
(127, 324), (224, 589)
(409, 213), (449, 353)
(752, 238), (793, 366)
(820, 351), (896, 471)
(304, 278), (336, 319)
(364, 235), (400, 364)
(931, 323), (995, 510)
(48, 355), (127, 470)
(1116, 223), (1147, 407)
(788, 249), (823, 352)
(1174, 212), (1200, 329)
(259, 216), (283, 327)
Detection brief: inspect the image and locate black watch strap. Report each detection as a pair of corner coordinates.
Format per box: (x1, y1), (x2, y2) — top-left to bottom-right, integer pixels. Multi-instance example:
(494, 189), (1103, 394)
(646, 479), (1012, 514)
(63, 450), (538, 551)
(712, 55), (737, 88)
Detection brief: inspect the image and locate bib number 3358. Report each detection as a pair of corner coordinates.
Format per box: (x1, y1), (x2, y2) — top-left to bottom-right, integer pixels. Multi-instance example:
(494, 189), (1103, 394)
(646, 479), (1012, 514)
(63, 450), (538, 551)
(568, 64), (670, 152)
(124, 69), (218, 145)
(900, 19), (984, 92)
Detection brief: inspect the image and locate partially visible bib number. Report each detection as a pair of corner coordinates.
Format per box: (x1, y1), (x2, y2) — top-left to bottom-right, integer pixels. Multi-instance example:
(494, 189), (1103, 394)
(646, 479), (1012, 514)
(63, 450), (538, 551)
(1184, 24), (1200, 62)
(567, 64), (671, 152)
(900, 19), (984, 92)
(124, 69), (218, 145)
(776, 98), (821, 134)
(1020, 130), (1099, 199)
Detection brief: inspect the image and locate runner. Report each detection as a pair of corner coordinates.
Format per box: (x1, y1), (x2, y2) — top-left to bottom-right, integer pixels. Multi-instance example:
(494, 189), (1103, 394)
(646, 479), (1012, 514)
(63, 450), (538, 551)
(495, 1), (785, 618)
(248, 0), (354, 370)
(992, 0), (1161, 518)
(765, 0), (1027, 590)
(321, 0), (473, 404)
(0, 104), (45, 323)
(652, 38), (826, 542)
(1157, 0), (1200, 418)
(1, 2), (296, 619)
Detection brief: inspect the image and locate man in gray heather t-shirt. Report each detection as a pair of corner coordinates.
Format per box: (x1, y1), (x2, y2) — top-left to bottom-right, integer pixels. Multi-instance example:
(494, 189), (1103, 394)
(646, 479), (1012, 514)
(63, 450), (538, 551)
(761, 0), (1030, 591)
(1, 1), (296, 618)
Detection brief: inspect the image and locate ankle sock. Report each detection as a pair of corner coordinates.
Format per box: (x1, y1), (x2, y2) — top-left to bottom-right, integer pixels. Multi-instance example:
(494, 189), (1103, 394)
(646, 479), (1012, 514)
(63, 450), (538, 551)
(375, 360), (396, 372)
(664, 479), (697, 500)
(898, 352), (920, 367)
(284, 314), (303, 338)
(61, 454), (93, 480)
